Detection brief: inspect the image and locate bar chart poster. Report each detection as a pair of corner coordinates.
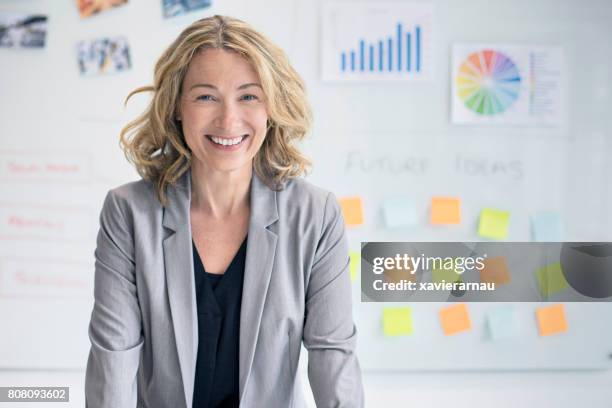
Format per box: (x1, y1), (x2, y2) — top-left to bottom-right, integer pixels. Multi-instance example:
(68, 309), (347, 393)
(321, 2), (434, 82)
(452, 44), (564, 126)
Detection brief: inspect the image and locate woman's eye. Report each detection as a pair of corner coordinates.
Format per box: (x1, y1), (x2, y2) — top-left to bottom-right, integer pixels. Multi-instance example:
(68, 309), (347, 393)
(196, 95), (214, 101)
(240, 94), (258, 101)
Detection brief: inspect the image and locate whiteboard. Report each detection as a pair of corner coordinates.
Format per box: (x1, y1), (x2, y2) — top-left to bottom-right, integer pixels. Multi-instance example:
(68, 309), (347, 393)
(1, 0), (611, 371)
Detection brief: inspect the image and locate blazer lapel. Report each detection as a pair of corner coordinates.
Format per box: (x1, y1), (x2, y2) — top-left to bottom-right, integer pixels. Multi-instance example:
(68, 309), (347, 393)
(239, 172), (279, 403)
(162, 168), (197, 408)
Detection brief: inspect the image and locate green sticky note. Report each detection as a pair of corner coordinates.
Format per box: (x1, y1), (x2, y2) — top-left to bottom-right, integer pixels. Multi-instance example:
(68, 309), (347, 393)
(349, 251), (360, 282)
(536, 262), (569, 297)
(432, 258), (461, 283)
(382, 197), (418, 227)
(478, 208), (510, 240)
(382, 307), (413, 336)
(487, 306), (519, 340)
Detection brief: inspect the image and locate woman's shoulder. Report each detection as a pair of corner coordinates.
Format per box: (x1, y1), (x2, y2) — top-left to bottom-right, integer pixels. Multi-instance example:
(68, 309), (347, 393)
(277, 177), (340, 221)
(103, 177), (159, 214)
(280, 176), (333, 203)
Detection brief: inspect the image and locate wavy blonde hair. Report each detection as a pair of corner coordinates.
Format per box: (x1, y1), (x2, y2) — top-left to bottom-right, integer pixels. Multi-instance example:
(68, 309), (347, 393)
(119, 15), (312, 207)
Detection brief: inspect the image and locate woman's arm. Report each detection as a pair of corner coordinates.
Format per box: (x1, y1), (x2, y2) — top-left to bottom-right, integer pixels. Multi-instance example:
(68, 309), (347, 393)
(85, 190), (143, 407)
(303, 192), (365, 408)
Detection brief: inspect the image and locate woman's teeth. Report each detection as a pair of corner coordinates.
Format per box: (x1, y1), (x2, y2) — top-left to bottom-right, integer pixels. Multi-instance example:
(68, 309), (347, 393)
(209, 135), (245, 146)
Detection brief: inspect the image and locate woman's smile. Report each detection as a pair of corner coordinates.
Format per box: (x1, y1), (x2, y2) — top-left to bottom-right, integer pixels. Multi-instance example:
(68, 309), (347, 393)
(205, 134), (250, 151)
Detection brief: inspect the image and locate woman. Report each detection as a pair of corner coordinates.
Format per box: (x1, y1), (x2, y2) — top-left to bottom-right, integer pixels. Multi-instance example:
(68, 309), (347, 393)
(85, 15), (364, 408)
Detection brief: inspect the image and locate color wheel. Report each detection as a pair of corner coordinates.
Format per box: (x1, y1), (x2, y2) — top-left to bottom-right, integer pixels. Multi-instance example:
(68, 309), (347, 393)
(456, 49), (521, 115)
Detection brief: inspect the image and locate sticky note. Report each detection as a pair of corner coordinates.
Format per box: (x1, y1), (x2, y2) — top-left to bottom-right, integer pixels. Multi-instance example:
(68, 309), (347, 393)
(339, 196), (364, 226)
(536, 262), (569, 297)
(382, 307), (413, 336)
(487, 306), (519, 340)
(349, 251), (360, 282)
(432, 260), (461, 283)
(531, 212), (563, 242)
(382, 197), (418, 227)
(480, 256), (511, 285)
(478, 208), (510, 240)
(536, 304), (568, 336)
(384, 267), (417, 284)
(439, 304), (471, 336)
(430, 197), (461, 225)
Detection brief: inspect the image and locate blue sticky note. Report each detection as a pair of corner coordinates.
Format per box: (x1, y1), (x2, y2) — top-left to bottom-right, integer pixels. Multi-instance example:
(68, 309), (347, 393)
(382, 197), (417, 227)
(486, 306), (519, 340)
(531, 212), (563, 242)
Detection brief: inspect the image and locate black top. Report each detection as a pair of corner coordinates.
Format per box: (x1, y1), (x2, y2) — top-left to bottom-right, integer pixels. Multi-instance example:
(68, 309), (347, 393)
(192, 237), (247, 408)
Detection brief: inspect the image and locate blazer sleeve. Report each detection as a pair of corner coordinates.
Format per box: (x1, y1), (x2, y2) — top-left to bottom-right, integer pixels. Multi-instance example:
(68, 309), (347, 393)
(303, 192), (365, 408)
(85, 190), (143, 408)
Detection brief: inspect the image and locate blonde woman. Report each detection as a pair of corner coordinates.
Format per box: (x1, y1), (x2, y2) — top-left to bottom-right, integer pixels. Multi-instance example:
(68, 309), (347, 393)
(85, 15), (364, 408)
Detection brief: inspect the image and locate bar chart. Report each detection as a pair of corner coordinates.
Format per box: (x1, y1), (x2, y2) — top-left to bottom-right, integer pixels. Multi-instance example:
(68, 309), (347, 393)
(322, 2), (433, 82)
(340, 23), (422, 74)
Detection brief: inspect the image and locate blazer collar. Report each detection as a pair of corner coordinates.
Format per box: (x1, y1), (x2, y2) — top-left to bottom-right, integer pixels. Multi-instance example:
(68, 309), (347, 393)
(161, 166), (279, 407)
(161, 166), (279, 231)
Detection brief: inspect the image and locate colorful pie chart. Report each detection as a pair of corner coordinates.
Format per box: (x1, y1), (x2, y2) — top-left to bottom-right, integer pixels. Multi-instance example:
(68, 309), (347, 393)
(456, 49), (521, 115)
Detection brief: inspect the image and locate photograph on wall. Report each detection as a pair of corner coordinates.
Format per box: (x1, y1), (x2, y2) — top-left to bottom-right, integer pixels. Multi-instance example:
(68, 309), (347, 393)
(77, 0), (128, 19)
(162, 0), (212, 18)
(77, 37), (131, 76)
(451, 44), (564, 127)
(321, 2), (434, 82)
(0, 13), (47, 48)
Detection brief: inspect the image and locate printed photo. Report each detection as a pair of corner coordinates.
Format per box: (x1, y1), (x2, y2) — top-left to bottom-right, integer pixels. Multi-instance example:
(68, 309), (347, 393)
(0, 13), (48, 48)
(162, 0), (211, 18)
(77, 37), (131, 76)
(77, 0), (128, 19)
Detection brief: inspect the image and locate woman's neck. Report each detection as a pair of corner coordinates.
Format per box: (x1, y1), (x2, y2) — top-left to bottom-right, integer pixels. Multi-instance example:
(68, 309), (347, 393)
(190, 161), (252, 218)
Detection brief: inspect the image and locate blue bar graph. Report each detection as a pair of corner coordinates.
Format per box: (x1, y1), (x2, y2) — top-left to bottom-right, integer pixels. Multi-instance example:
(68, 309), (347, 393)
(416, 26), (421, 72)
(406, 33), (411, 71)
(397, 23), (402, 71)
(378, 40), (383, 71)
(338, 22), (423, 74)
(387, 37), (392, 71)
(359, 40), (365, 71)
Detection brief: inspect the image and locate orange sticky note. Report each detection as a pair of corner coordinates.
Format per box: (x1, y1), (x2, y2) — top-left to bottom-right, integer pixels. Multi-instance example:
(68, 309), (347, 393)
(430, 197), (461, 225)
(536, 304), (568, 336)
(439, 304), (471, 336)
(339, 196), (364, 226)
(480, 256), (511, 285)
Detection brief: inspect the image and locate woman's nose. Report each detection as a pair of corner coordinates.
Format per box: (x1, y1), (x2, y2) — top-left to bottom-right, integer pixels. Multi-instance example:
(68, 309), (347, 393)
(213, 101), (241, 130)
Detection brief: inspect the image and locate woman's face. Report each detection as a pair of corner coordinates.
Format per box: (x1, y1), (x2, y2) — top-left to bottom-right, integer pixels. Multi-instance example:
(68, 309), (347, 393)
(178, 48), (268, 174)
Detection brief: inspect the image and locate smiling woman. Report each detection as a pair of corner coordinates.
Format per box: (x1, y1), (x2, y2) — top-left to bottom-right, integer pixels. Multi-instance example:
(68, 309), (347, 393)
(85, 15), (364, 408)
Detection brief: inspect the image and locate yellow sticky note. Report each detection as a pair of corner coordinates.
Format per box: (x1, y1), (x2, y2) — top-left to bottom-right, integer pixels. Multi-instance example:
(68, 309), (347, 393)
(439, 304), (471, 336)
(536, 304), (568, 336)
(430, 197), (461, 225)
(349, 251), (360, 282)
(339, 196), (364, 226)
(382, 307), (413, 336)
(536, 262), (569, 297)
(432, 259), (461, 283)
(478, 208), (510, 240)
(480, 256), (511, 285)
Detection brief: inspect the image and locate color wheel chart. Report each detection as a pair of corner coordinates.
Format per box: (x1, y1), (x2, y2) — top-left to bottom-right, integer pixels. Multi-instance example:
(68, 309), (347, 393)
(456, 50), (521, 116)
(322, 2), (433, 82)
(452, 44), (564, 126)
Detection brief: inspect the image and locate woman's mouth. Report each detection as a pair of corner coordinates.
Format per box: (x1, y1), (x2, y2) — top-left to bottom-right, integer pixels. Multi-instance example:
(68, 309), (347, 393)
(205, 134), (249, 150)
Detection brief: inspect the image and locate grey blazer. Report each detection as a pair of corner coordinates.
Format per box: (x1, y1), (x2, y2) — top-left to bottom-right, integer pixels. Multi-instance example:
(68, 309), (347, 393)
(85, 168), (364, 407)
